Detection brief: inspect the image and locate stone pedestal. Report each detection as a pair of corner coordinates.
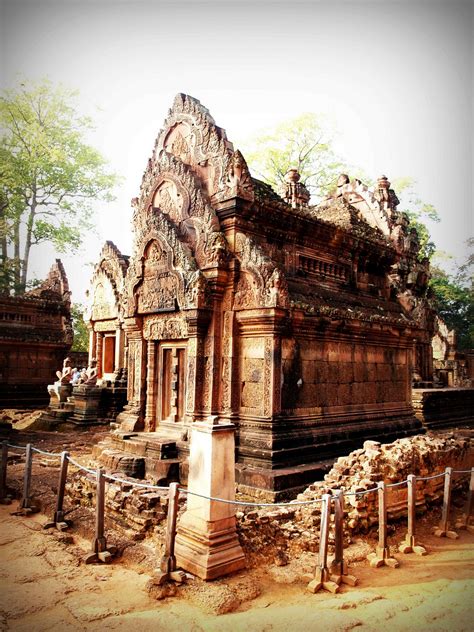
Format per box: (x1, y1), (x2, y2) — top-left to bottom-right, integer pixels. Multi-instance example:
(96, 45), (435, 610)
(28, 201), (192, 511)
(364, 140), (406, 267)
(175, 417), (245, 580)
(47, 383), (73, 405)
(68, 385), (103, 426)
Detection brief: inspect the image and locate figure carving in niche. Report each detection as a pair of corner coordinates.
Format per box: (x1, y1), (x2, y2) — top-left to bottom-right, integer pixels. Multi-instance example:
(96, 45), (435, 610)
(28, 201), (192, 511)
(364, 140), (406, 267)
(202, 231), (228, 266)
(265, 267), (289, 307)
(153, 181), (183, 223)
(171, 131), (191, 163)
(78, 358), (98, 386)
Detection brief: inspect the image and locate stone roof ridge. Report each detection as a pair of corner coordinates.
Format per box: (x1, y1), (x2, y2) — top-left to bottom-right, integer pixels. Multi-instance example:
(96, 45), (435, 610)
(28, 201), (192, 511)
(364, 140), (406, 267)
(101, 241), (130, 269)
(317, 173), (399, 237)
(26, 259), (71, 306)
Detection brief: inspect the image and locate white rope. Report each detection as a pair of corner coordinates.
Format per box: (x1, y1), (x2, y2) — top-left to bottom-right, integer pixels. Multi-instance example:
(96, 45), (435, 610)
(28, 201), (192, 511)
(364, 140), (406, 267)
(453, 469), (473, 474)
(417, 472), (447, 482)
(66, 455), (95, 476)
(178, 487), (324, 507)
(6, 443), (26, 450)
(32, 447), (62, 458)
(104, 473), (169, 491)
(386, 479), (409, 488)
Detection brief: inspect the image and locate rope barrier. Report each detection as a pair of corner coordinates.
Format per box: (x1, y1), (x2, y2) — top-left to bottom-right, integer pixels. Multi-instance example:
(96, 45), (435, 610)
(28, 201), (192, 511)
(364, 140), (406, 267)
(386, 479), (409, 488)
(178, 487), (324, 507)
(32, 447), (63, 458)
(417, 472), (448, 482)
(66, 456), (95, 476)
(104, 473), (169, 491)
(344, 485), (380, 497)
(3, 438), (472, 508)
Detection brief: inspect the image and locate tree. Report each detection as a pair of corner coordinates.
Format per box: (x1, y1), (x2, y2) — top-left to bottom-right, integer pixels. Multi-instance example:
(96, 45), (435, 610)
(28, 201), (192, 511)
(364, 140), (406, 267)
(429, 243), (474, 350)
(391, 176), (440, 261)
(71, 303), (89, 352)
(242, 113), (348, 202)
(0, 80), (118, 294)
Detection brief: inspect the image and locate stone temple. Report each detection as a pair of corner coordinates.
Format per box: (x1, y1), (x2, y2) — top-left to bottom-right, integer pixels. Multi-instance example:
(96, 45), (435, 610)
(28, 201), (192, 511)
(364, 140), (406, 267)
(87, 93), (451, 499)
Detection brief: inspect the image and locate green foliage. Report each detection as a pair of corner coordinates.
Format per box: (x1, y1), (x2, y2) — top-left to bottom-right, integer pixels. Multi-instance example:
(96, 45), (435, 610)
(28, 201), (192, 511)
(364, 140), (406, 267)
(241, 113), (348, 202)
(391, 177), (440, 261)
(71, 303), (89, 352)
(0, 79), (119, 294)
(429, 243), (474, 350)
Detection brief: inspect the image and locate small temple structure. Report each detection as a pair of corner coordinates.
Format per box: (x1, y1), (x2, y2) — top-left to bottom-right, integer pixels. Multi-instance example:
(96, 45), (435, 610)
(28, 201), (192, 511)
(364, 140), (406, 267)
(86, 94), (466, 498)
(0, 260), (72, 408)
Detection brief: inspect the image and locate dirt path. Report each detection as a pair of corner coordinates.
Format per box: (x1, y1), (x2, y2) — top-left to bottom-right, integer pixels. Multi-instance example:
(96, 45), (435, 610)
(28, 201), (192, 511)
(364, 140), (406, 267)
(1, 502), (473, 631)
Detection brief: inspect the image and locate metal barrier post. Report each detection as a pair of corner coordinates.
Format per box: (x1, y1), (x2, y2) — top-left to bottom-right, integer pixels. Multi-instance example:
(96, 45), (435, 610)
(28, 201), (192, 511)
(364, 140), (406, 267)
(18, 444), (38, 514)
(150, 482), (186, 585)
(0, 441), (11, 504)
(307, 494), (340, 594)
(455, 468), (474, 533)
(329, 490), (357, 586)
(433, 467), (458, 539)
(399, 475), (427, 555)
(44, 452), (71, 531)
(84, 468), (117, 563)
(367, 481), (399, 568)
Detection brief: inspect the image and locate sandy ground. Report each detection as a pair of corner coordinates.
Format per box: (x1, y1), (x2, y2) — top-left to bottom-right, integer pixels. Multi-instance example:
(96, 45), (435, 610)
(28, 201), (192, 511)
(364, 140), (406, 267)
(0, 501), (473, 632)
(0, 418), (473, 631)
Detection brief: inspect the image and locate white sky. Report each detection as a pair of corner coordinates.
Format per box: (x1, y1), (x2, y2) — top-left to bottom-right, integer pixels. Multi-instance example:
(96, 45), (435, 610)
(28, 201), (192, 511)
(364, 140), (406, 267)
(1, 0), (472, 303)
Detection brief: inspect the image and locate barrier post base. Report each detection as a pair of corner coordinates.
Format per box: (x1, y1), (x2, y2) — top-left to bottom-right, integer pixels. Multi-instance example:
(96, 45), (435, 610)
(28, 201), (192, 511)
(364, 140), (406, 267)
(398, 534), (427, 556)
(368, 546), (399, 568)
(12, 500), (39, 516)
(307, 566), (340, 594)
(432, 526), (459, 539)
(329, 559), (358, 586)
(84, 538), (117, 564)
(455, 514), (474, 534)
(44, 510), (72, 531)
(150, 569), (187, 586)
(43, 519), (71, 531)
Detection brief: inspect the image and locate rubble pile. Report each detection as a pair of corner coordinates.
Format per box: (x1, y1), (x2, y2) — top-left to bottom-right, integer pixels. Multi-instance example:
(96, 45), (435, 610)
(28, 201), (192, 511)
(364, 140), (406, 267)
(65, 472), (184, 541)
(237, 432), (472, 560)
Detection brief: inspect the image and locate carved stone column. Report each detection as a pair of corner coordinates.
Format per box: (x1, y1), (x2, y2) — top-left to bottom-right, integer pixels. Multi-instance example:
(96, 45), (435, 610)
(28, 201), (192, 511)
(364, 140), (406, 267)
(185, 309), (211, 423)
(144, 340), (156, 431)
(95, 334), (103, 378)
(88, 328), (96, 364)
(115, 317), (145, 432)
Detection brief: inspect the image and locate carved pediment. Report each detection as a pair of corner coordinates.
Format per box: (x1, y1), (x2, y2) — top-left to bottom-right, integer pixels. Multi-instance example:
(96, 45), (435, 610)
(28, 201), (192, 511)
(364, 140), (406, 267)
(151, 93), (234, 198)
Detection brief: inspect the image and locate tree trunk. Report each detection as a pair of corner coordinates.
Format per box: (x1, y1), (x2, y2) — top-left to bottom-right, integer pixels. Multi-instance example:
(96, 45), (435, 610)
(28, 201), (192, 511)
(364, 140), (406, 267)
(21, 202), (36, 292)
(13, 219), (21, 293)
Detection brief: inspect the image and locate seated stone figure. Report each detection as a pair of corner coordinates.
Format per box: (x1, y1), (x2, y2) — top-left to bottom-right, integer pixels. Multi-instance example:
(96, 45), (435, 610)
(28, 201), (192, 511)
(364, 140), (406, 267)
(48, 357), (77, 404)
(78, 358), (98, 386)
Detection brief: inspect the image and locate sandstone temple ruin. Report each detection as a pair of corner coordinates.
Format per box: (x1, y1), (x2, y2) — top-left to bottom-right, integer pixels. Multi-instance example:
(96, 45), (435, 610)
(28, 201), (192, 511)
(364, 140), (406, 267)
(0, 260), (73, 408)
(85, 94), (469, 498)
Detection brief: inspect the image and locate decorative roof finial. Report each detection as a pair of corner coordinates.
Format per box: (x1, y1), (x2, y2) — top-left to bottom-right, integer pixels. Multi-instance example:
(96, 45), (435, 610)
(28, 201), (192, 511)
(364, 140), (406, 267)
(279, 169), (310, 208)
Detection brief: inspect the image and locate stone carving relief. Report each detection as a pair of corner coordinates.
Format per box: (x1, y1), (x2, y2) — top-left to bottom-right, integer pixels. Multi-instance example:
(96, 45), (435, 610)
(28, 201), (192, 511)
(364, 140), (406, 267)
(86, 241), (129, 324)
(234, 234), (289, 310)
(144, 315), (188, 340)
(91, 279), (117, 321)
(136, 240), (181, 314)
(152, 178), (187, 224)
(217, 150), (254, 202)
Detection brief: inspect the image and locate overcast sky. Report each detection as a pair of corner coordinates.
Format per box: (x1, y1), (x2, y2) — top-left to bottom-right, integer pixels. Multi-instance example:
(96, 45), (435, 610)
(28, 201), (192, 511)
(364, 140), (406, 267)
(1, 0), (472, 303)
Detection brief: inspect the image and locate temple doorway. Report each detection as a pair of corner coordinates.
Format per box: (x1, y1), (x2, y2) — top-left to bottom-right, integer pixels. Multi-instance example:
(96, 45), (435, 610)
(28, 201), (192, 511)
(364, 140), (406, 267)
(156, 342), (187, 424)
